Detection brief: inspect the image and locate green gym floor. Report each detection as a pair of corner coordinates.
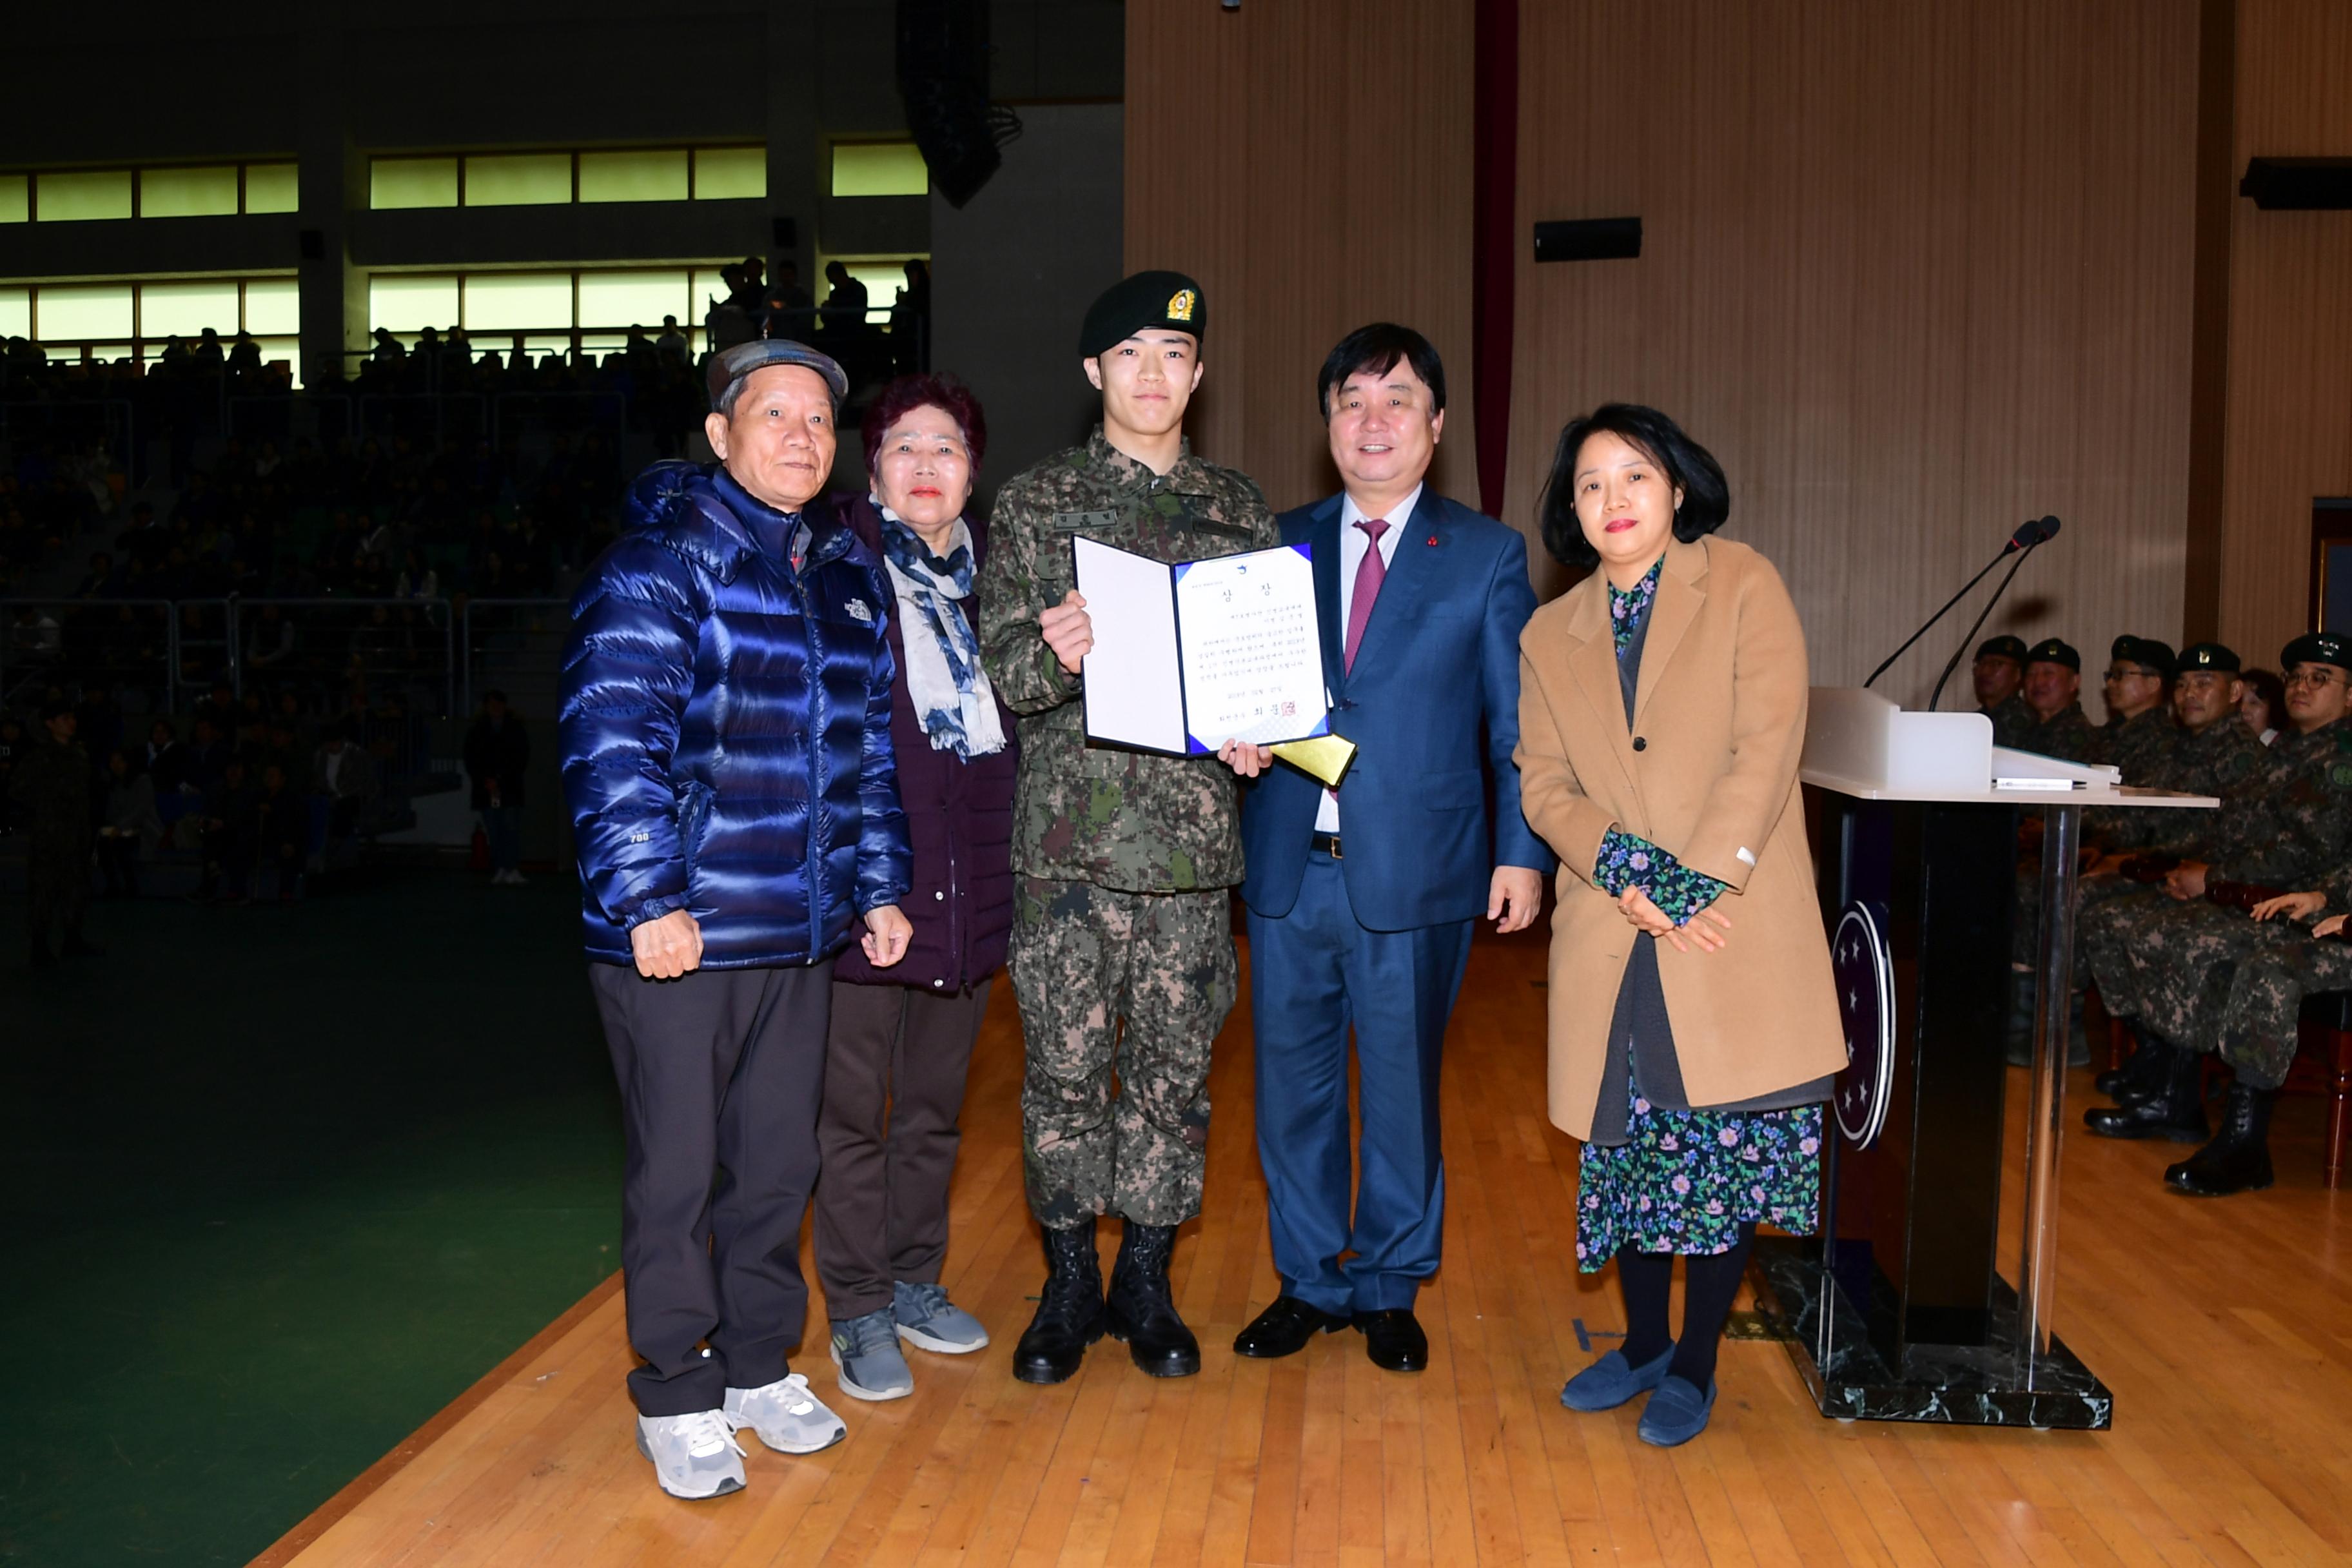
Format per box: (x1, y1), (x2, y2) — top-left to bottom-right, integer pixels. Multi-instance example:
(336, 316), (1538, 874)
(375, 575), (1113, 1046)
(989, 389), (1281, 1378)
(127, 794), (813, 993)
(0, 868), (623, 1567)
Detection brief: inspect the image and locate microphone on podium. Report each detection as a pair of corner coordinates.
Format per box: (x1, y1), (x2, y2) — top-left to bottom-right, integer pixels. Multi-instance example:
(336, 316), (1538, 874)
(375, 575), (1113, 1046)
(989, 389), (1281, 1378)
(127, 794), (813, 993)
(1925, 516), (2064, 712)
(1863, 516), (2063, 690)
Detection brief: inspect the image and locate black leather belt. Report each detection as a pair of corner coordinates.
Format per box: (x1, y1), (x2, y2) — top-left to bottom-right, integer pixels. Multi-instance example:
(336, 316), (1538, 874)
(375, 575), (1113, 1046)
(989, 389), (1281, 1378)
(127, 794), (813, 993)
(1310, 832), (1343, 859)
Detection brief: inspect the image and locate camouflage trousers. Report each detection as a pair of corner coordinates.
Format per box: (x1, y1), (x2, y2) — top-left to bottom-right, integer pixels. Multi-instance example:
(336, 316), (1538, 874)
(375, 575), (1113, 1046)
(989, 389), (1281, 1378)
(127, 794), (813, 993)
(2193, 920), (2352, 1090)
(1009, 876), (1239, 1230)
(2082, 892), (2335, 1086)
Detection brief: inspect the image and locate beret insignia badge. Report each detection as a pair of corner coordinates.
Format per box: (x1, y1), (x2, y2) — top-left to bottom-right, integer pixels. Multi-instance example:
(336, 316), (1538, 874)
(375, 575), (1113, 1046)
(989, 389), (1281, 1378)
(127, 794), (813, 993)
(1166, 288), (1198, 322)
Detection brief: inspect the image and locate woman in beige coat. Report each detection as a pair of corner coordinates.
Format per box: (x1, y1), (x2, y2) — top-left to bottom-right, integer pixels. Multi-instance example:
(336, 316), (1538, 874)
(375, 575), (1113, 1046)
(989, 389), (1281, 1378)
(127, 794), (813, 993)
(1514, 404), (1844, 1447)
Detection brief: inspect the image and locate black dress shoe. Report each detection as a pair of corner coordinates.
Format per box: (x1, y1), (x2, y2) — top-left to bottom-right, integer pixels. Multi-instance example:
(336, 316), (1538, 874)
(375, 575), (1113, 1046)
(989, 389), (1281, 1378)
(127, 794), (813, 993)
(1012, 1221), (1104, 1386)
(1353, 1309), (1428, 1373)
(2082, 1041), (2208, 1142)
(1103, 1220), (1200, 1377)
(1233, 1296), (1348, 1358)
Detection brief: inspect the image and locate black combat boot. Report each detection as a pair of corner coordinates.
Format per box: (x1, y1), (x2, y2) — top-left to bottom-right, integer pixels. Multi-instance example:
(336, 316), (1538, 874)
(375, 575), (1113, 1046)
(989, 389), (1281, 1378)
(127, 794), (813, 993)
(2095, 1028), (2171, 1101)
(1012, 1220), (1104, 1385)
(2164, 1083), (2277, 1197)
(1102, 1220), (1200, 1378)
(2083, 1041), (2209, 1141)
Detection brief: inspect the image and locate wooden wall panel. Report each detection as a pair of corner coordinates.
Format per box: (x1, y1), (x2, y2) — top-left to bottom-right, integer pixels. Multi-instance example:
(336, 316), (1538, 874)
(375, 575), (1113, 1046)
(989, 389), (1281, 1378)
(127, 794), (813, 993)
(1502, 1), (2201, 701)
(2217, 0), (2352, 666)
(1122, 0), (1479, 515)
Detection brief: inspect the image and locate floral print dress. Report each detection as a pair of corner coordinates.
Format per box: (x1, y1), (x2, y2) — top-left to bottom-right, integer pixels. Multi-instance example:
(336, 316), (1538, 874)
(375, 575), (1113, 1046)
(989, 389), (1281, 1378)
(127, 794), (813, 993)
(1574, 555), (1824, 1269)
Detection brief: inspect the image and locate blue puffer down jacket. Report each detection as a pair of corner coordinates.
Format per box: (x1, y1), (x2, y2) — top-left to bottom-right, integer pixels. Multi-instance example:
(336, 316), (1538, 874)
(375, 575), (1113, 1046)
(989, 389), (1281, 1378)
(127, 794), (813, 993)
(560, 462), (912, 968)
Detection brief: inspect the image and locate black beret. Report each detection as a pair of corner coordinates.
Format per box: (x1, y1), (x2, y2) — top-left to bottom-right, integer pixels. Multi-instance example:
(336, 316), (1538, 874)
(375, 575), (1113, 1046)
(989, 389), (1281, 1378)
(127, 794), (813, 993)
(705, 339), (848, 411)
(2024, 637), (2079, 671)
(2177, 642), (2241, 674)
(2110, 636), (2176, 677)
(2282, 631), (2352, 674)
(1976, 634), (2028, 663)
(1079, 270), (1205, 359)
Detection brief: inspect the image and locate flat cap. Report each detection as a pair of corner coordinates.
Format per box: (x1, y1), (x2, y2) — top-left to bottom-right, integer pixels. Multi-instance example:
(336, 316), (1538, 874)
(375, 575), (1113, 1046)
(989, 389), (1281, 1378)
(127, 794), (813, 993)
(2282, 630), (2352, 674)
(1080, 270), (1205, 359)
(706, 339), (848, 411)
(2024, 637), (2080, 671)
(1976, 634), (2028, 663)
(2110, 636), (2176, 677)
(2177, 642), (2241, 674)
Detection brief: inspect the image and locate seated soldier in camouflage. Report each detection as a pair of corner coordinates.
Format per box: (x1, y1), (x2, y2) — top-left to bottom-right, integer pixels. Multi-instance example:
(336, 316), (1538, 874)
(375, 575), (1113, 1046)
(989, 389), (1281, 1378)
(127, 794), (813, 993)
(2079, 642), (2265, 1104)
(2082, 632), (2352, 1146)
(1974, 634), (2034, 749)
(2016, 638), (2095, 761)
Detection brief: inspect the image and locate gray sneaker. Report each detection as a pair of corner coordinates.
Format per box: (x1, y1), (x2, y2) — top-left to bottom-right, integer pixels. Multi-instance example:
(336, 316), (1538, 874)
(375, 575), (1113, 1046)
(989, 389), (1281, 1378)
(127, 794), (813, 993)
(635, 1409), (747, 1499)
(723, 1371), (847, 1453)
(894, 1279), (991, 1354)
(829, 1309), (915, 1402)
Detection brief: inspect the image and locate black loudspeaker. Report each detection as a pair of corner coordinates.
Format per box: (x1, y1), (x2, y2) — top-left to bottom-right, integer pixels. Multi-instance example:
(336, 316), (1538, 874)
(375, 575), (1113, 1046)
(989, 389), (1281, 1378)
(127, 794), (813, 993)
(771, 217), (797, 250)
(2240, 157), (2352, 210)
(299, 228), (325, 260)
(1533, 217), (1642, 263)
(897, 0), (1013, 208)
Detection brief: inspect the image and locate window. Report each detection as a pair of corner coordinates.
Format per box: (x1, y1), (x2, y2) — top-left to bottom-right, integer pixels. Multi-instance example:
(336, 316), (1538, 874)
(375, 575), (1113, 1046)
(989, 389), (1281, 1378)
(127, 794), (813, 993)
(365, 146), (763, 210)
(463, 273), (574, 331)
(693, 147), (765, 201)
(464, 153), (572, 208)
(373, 157), (459, 210)
(3, 275), (302, 378)
(37, 170), (133, 222)
(579, 150), (687, 204)
(819, 256), (928, 325)
(367, 266), (736, 357)
(245, 163), (299, 214)
(831, 142), (928, 198)
(578, 270), (689, 329)
(1, 161), (299, 220)
(140, 166), (239, 219)
(369, 275), (460, 334)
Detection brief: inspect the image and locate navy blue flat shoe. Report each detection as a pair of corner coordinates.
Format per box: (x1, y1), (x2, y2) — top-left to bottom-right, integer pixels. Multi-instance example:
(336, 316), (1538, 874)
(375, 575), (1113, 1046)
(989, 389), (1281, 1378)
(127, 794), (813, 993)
(1559, 1342), (1676, 1413)
(1636, 1375), (1718, 1446)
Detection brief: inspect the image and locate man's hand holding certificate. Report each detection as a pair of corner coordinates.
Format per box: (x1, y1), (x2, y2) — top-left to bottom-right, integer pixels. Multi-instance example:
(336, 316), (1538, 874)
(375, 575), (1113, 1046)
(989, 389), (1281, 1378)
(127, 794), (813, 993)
(1069, 536), (1349, 781)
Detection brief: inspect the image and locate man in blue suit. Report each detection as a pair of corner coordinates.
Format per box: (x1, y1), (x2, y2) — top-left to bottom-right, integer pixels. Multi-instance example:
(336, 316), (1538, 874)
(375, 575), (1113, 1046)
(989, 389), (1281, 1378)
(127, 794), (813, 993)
(1229, 324), (1551, 1373)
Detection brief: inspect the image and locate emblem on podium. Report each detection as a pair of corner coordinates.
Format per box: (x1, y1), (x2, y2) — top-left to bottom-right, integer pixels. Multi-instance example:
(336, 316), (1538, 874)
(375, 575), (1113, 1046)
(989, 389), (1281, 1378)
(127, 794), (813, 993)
(1832, 900), (1895, 1148)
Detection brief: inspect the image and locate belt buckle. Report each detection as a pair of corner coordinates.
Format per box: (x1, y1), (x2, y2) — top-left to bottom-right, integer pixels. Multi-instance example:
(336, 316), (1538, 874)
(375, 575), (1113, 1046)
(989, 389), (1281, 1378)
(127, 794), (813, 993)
(1327, 834), (1342, 859)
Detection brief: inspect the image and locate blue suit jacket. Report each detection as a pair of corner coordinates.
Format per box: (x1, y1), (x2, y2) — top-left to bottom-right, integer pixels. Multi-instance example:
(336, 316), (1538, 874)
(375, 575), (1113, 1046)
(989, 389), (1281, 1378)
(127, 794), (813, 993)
(1239, 489), (1552, 930)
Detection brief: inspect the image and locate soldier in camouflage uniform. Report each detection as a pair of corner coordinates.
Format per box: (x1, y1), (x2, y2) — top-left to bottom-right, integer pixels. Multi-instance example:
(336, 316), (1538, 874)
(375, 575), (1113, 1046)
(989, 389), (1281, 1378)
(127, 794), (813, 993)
(10, 698), (99, 970)
(1974, 634), (2035, 749)
(2015, 638), (2095, 761)
(975, 270), (1278, 1386)
(2082, 632), (2352, 1150)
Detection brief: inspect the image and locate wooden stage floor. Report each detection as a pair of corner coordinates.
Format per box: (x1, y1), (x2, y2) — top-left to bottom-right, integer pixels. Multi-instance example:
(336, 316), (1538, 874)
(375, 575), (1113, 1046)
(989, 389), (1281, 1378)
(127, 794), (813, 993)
(263, 928), (2352, 1567)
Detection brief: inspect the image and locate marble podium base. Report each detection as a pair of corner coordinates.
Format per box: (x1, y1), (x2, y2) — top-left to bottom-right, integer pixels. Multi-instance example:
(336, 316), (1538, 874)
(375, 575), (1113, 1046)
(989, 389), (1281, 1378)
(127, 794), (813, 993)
(1750, 1239), (2113, 1430)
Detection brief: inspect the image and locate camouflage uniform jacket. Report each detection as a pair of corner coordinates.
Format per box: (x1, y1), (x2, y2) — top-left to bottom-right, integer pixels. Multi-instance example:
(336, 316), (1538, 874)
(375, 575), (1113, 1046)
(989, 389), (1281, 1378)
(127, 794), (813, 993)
(975, 427), (1278, 893)
(2203, 717), (2352, 888)
(2018, 701), (2095, 763)
(2122, 717), (2268, 858)
(2084, 705), (2182, 850)
(1982, 694), (2035, 750)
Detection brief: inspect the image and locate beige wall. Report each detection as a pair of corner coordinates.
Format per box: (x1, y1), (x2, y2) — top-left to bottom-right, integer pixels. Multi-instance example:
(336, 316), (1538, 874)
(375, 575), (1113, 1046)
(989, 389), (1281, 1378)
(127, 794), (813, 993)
(2216, 0), (2352, 668)
(1501, 0), (2202, 702)
(1123, 0), (1480, 515)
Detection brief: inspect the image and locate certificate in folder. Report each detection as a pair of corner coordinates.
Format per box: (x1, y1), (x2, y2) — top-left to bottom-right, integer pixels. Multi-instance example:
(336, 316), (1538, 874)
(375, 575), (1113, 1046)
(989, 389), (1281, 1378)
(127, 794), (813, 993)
(1071, 535), (1333, 756)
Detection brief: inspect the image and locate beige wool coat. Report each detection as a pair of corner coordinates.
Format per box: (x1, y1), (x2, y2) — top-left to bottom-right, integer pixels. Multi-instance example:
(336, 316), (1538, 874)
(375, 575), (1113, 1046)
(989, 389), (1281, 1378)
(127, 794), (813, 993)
(1514, 534), (1846, 1141)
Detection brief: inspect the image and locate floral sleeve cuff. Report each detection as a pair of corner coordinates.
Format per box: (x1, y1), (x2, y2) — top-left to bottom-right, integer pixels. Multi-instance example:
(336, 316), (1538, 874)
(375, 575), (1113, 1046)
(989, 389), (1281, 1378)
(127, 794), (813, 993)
(1594, 827), (1729, 926)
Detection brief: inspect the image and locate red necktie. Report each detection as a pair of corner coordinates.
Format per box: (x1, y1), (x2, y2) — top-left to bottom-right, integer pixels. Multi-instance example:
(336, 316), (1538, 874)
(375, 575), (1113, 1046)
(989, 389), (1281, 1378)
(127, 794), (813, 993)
(1343, 518), (1389, 674)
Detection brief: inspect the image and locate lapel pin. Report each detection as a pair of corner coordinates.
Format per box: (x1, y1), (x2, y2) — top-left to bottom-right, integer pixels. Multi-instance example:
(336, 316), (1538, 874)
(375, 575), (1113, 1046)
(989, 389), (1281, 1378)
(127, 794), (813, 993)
(1426, 535), (1438, 547)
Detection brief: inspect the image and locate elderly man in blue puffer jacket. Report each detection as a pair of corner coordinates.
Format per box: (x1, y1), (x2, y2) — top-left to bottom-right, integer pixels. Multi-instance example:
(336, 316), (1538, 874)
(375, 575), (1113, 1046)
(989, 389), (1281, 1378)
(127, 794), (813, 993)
(560, 338), (913, 1502)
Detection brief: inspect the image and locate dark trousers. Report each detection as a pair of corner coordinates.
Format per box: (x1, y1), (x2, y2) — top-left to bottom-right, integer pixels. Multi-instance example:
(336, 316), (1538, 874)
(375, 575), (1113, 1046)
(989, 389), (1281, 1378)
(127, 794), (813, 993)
(483, 805), (522, 872)
(812, 977), (992, 1322)
(589, 959), (834, 1417)
(1245, 850), (1473, 1315)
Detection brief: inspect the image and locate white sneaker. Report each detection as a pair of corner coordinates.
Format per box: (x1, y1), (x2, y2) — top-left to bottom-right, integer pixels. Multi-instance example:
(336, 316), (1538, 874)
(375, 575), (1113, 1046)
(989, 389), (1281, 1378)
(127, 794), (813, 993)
(723, 1372), (847, 1455)
(634, 1409), (747, 1500)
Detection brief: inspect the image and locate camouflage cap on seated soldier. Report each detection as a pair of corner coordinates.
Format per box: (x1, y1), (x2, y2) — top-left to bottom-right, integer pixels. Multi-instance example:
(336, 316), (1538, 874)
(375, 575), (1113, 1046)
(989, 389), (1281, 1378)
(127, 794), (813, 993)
(2176, 642), (2241, 675)
(2024, 637), (2079, 671)
(2110, 635), (2177, 678)
(2282, 630), (2352, 674)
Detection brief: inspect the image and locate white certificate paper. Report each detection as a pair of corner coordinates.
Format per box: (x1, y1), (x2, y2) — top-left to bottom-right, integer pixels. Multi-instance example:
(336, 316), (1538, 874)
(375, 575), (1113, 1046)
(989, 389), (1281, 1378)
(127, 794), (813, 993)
(1072, 535), (1330, 755)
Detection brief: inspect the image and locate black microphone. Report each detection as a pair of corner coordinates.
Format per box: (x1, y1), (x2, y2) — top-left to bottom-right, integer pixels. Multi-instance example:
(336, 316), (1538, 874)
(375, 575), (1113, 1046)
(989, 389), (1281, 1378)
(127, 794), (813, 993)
(1862, 518), (2062, 689)
(1926, 516), (2064, 713)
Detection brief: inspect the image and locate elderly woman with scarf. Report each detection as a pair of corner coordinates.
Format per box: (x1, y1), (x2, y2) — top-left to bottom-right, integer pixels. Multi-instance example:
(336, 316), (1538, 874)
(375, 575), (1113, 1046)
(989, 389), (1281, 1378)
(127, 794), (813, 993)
(812, 374), (1019, 1403)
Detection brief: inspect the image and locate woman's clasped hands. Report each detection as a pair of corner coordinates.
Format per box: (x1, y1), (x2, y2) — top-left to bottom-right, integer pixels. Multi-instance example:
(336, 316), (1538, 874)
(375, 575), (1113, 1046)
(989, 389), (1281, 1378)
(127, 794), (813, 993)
(1614, 885), (1733, 954)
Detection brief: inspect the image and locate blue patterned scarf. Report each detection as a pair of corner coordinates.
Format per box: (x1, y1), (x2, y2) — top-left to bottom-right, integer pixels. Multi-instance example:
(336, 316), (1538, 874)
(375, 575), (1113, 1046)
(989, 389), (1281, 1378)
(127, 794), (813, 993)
(879, 509), (1006, 758)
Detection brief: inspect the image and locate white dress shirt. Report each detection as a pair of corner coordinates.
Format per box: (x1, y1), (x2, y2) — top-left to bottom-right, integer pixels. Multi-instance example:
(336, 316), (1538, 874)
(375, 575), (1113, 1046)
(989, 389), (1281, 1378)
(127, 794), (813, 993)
(1317, 483), (1421, 834)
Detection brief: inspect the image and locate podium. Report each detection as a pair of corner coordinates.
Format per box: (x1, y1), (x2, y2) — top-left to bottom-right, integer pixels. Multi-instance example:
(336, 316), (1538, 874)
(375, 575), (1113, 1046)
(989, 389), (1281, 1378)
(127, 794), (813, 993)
(1749, 689), (2213, 1430)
